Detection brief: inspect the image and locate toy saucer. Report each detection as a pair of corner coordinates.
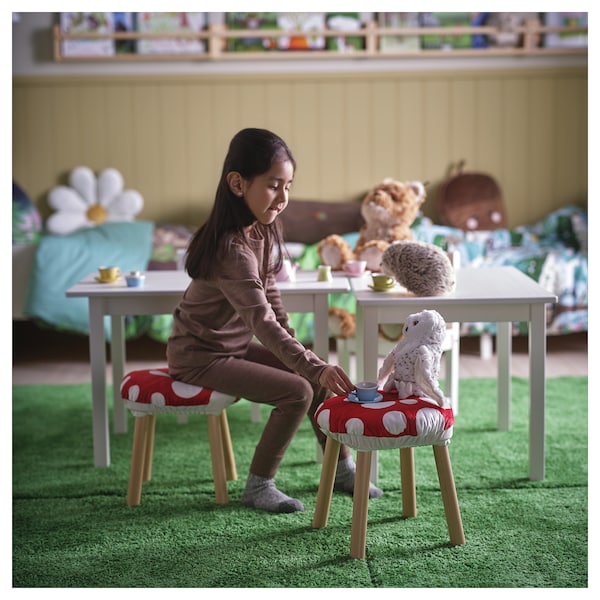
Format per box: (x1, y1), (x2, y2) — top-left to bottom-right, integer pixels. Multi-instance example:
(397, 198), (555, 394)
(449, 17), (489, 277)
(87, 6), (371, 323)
(95, 276), (121, 284)
(368, 284), (395, 292)
(347, 391), (383, 403)
(343, 268), (370, 278)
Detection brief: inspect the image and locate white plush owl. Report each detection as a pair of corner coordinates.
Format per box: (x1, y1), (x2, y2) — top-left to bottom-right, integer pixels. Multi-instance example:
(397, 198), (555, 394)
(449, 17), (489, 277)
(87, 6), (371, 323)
(378, 309), (448, 406)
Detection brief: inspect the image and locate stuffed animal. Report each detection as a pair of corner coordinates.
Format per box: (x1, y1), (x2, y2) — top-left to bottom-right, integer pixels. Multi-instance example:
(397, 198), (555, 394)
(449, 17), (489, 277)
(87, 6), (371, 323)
(318, 178), (426, 273)
(378, 309), (447, 406)
(436, 161), (506, 231)
(380, 240), (456, 297)
(327, 306), (356, 339)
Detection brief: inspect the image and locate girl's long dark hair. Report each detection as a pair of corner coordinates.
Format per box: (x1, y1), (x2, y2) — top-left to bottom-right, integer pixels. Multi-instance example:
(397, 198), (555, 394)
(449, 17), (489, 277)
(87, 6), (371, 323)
(186, 128), (295, 280)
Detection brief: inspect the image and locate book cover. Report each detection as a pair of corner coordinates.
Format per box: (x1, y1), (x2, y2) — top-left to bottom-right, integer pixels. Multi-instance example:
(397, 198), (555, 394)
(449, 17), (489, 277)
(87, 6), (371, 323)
(326, 13), (363, 52)
(112, 12), (135, 54)
(137, 12), (207, 54)
(226, 13), (279, 52)
(277, 13), (326, 50)
(377, 12), (419, 53)
(544, 12), (587, 48)
(60, 12), (115, 57)
(419, 12), (473, 50)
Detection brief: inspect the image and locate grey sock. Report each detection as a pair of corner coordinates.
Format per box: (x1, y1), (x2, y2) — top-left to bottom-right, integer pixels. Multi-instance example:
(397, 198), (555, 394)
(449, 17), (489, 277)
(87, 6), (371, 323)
(334, 456), (384, 499)
(241, 473), (305, 513)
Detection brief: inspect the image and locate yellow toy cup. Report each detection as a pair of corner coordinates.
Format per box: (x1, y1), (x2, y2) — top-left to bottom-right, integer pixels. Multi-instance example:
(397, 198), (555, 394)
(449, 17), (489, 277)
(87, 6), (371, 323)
(97, 266), (120, 282)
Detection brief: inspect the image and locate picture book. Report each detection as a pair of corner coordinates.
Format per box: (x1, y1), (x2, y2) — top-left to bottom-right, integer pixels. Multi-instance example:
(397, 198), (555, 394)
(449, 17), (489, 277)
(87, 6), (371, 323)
(137, 12), (207, 54)
(60, 12), (114, 56)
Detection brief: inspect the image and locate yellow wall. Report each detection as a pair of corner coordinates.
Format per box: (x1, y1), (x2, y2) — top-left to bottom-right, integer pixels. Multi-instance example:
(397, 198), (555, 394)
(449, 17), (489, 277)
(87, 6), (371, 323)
(13, 67), (587, 229)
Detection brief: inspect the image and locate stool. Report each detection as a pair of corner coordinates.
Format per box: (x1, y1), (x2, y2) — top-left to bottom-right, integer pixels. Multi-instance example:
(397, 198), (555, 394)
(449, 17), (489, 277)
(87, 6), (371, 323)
(120, 368), (238, 506)
(312, 392), (465, 559)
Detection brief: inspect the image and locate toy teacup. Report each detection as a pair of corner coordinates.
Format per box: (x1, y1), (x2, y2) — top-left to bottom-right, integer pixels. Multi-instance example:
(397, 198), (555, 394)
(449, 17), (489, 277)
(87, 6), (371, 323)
(97, 266), (120, 283)
(354, 381), (379, 402)
(125, 271), (145, 288)
(343, 260), (367, 277)
(370, 273), (395, 291)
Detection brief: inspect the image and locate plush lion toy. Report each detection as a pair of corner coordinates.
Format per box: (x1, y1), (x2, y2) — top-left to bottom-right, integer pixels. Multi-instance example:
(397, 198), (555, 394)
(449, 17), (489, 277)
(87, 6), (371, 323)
(317, 178), (426, 273)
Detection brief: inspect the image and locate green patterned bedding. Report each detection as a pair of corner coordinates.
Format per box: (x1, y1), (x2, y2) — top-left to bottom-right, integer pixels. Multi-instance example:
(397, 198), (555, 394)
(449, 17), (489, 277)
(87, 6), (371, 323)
(410, 204), (588, 336)
(23, 205), (587, 345)
(283, 205), (587, 342)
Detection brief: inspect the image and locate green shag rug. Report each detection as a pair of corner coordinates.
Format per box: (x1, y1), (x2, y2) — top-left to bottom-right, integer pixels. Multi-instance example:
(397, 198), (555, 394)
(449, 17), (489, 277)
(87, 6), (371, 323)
(12, 377), (588, 588)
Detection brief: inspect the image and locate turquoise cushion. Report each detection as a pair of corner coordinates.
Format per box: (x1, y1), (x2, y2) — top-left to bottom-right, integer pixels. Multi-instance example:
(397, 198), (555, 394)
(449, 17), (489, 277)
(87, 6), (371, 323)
(25, 221), (154, 338)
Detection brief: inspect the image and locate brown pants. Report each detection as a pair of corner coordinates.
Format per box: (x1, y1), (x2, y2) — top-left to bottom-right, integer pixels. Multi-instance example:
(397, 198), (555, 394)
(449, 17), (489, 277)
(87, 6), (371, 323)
(174, 342), (349, 479)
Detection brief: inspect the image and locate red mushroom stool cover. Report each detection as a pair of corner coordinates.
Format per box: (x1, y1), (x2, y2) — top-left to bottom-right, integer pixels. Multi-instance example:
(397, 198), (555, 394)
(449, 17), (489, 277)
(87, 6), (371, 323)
(315, 391), (454, 451)
(120, 368), (238, 417)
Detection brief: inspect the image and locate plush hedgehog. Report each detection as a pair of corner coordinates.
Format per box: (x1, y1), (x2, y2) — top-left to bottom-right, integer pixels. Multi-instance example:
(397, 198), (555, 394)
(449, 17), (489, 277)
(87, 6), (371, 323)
(378, 309), (447, 406)
(380, 240), (455, 297)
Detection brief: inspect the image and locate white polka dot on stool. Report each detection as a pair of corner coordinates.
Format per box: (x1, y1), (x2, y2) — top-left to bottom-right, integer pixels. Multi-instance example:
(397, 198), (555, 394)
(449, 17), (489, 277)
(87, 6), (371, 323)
(150, 392), (166, 407)
(317, 408), (331, 431)
(128, 385), (140, 402)
(382, 411), (408, 435)
(345, 418), (365, 435)
(172, 380), (203, 398)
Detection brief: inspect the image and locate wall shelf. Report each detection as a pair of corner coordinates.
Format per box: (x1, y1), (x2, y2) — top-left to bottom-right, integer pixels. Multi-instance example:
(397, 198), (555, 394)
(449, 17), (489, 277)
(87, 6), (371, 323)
(52, 20), (588, 63)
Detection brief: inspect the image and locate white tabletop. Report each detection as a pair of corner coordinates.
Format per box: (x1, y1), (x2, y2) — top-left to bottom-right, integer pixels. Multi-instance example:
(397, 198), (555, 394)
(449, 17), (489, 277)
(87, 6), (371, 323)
(352, 267), (556, 306)
(67, 269), (350, 298)
(275, 269), (350, 294)
(66, 270), (190, 298)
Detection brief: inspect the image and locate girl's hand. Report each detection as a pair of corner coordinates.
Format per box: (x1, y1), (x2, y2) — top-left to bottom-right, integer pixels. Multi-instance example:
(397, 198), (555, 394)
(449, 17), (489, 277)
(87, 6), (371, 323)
(319, 365), (354, 397)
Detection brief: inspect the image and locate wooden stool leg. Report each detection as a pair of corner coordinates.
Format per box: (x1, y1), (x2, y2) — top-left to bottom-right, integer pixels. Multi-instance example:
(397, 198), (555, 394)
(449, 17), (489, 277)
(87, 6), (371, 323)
(400, 447), (417, 517)
(206, 413), (229, 504)
(143, 415), (156, 482)
(127, 416), (150, 506)
(433, 445), (466, 546)
(350, 450), (372, 559)
(219, 411), (237, 481)
(312, 437), (340, 529)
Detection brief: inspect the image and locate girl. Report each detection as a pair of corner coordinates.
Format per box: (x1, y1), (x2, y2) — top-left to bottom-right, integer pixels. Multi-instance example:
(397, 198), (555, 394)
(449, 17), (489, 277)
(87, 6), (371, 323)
(168, 128), (381, 513)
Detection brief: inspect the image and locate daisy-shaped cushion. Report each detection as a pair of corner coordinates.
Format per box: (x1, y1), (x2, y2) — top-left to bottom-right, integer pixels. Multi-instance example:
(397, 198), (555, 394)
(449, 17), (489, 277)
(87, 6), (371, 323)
(46, 166), (143, 235)
(120, 368), (238, 417)
(315, 391), (454, 451)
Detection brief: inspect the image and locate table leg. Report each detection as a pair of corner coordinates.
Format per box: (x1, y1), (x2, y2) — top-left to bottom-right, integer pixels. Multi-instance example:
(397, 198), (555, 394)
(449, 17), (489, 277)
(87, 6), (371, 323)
(312, 296), (329, 361)
(446, 322), (460, 415)
(312, 296), (330, 464)
(356, 305), (379, 382)
(89, 299), (110, 467)
(111, 315), (127, 434)
(356, 304), (381, 483)
(529, 304), (547, 481)
(497, 321), (512, 431)
(356, 305), (364, 381)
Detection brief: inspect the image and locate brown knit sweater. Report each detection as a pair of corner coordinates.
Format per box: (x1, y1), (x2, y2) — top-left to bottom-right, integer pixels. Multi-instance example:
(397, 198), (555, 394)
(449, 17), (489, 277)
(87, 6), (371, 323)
(167, 233), (327, 384)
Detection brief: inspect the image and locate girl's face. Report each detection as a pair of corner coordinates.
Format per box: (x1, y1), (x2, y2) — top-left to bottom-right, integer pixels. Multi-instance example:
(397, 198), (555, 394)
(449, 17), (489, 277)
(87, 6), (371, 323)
(234, 160), (294, 226)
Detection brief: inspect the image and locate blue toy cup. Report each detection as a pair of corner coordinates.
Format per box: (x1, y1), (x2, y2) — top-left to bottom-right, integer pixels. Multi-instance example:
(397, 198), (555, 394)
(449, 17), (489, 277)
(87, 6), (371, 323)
(125, 272), (145, 288)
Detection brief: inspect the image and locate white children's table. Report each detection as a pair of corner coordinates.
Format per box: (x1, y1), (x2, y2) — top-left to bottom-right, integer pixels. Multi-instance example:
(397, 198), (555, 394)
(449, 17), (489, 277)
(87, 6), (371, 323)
(351, 266), (557, 481)
(66, 270), (350, 468)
